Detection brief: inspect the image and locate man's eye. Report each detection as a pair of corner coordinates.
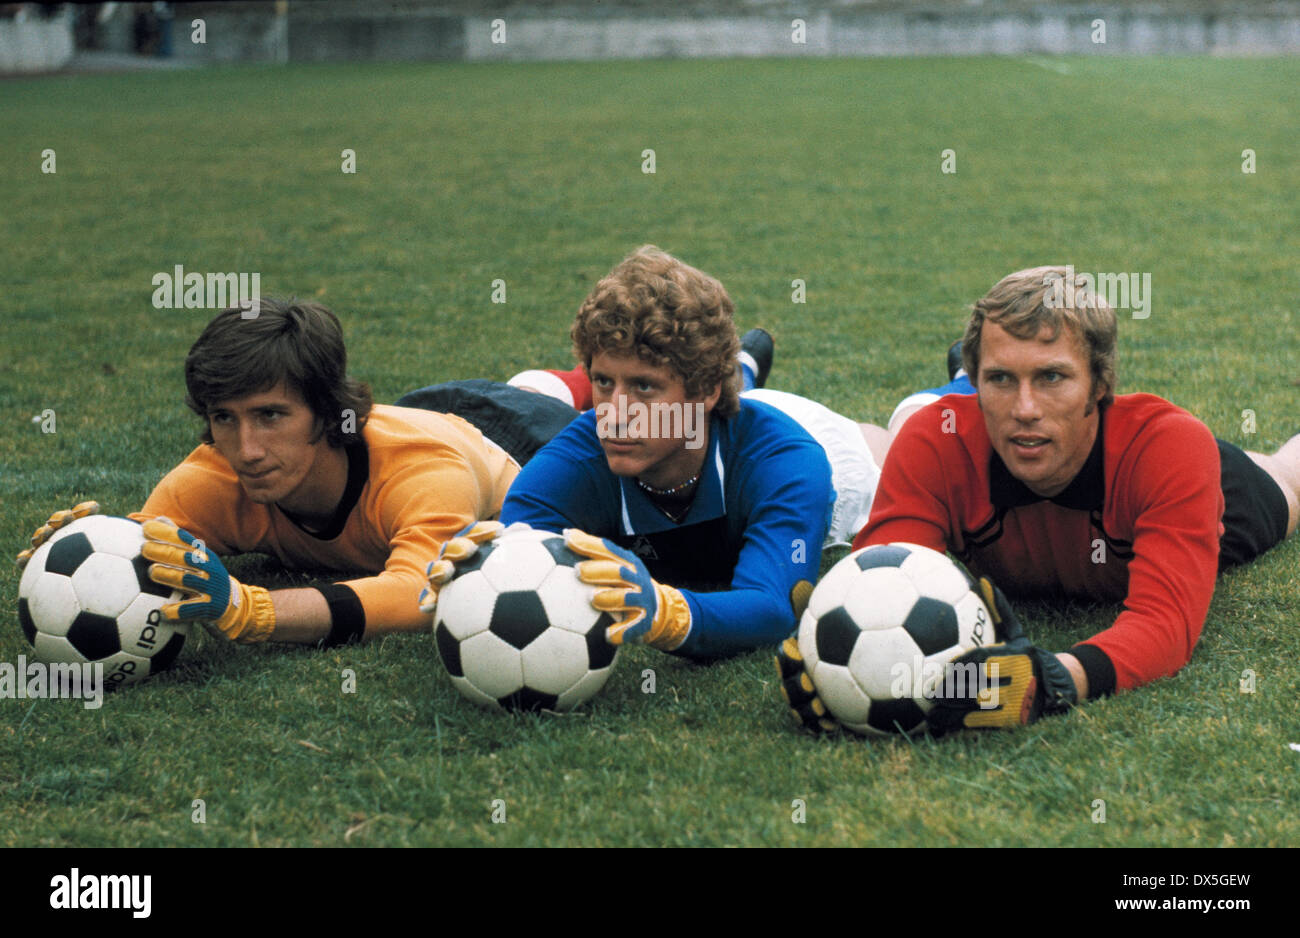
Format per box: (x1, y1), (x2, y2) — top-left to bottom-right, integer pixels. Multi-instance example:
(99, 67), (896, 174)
(635, 381), (654, 394)
(211, 413), (232, 424)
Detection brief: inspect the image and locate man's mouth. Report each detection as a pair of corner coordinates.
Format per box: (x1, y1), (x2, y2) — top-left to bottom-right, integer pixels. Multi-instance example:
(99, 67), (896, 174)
(241, 468), (275, 480)
(1010, 437), (1050, 450)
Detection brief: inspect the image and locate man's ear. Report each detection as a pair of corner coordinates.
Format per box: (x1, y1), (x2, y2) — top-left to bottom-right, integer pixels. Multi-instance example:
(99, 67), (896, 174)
(1084, 377), (1108, 417)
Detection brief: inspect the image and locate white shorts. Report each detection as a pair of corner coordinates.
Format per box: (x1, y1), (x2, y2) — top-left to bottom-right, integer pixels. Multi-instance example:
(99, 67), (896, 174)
(507, 369), (576, 408)
(888, 391), (943, 430)
(743, 389), (881, 548)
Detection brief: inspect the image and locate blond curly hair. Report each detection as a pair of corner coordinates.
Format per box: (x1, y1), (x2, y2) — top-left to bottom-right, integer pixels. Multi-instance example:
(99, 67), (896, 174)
(571, 246), (742, 417)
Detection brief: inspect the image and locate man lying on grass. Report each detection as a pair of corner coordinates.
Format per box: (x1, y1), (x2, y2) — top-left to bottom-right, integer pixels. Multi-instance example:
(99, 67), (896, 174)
(504, 342), (892, 552)
(14, 289), (880, 654)
(424, 245), (885, 660)
(15, 300), (575, 646)
(780, 266), (1300, 732)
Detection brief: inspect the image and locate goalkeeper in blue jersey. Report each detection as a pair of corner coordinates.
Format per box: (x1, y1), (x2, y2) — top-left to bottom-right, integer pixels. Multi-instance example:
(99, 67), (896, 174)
(422, 245), (838, 660)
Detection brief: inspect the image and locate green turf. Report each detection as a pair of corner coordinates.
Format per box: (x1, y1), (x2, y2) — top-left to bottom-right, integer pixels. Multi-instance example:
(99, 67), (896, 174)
(1, 56), (1297, 847)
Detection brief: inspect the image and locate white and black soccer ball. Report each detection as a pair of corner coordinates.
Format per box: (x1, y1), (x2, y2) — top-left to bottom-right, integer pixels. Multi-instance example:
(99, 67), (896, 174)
(16, 515), (188, 689)
(797, 542), (992, 736)
(433, 526), (620, 712)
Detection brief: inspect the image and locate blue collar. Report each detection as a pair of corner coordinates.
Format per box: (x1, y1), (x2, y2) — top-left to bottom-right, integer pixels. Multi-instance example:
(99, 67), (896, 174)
(617, 420), (726, 535)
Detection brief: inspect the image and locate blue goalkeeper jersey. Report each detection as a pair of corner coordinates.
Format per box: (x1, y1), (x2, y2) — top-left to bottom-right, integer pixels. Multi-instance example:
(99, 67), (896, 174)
(501, 398), (834, 659)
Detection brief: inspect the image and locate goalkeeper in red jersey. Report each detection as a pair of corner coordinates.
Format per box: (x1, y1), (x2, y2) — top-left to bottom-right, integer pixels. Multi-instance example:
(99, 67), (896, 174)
(781, 265), (1299, 733)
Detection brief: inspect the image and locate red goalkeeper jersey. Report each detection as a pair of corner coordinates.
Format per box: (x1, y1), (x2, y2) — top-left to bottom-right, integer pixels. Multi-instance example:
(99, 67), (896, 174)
(854, 393), (1224, 695)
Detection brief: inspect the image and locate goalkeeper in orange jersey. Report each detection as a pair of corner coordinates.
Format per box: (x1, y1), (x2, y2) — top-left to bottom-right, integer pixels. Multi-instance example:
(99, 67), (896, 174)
(16, 299), (576, 647)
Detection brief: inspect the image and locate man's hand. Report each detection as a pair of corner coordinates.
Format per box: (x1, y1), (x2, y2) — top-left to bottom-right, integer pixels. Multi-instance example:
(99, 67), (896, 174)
(141, 519), (276, 644)
(925, 576), (1075, 733)
(562, 529), (692, 652)
(775, 636), (839, 733)
(418, 520), (505, 615)
(16, 501), (100, 569)
(926, 636), (1079, 734)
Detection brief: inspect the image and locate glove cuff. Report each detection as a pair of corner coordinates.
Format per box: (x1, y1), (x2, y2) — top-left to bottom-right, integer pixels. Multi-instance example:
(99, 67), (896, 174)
(1031, 648), (1079, 716)
(1068, 642), (1116, 699)
(216, 581), (277, 644)
(648, 584), (692, 652)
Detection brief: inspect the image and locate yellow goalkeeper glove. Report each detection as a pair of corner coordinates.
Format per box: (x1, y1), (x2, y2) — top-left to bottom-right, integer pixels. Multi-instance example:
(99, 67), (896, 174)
(16, 500), (100, 569)
(418, 520), (506, 615)
(141, 519), (276, 644)
(925, 576), (1076, 733)
(563, 528), (692, 652)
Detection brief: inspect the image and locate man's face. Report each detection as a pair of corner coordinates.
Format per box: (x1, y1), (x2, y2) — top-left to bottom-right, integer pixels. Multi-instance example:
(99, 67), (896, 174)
(206, 383), (328, 506)
(976, 321), (1105, 498)
(589, 351), (718, 490)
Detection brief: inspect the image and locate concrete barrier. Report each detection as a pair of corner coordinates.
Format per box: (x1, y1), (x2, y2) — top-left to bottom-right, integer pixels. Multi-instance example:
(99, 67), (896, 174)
(8, 2), (1300, 73)
(463, 6), (1300, 60)
(0, 6), (74, 74)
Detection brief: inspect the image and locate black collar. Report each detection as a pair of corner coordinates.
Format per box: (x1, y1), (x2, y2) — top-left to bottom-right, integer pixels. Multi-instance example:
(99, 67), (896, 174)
(988, 410), (1105, 511)
(278, 440), (370, 540)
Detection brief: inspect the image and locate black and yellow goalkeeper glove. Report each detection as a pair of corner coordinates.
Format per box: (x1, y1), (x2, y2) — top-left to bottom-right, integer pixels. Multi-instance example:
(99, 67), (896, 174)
(775, 636), (839, 734)
(925, 576), (1076, 734)
(975, 574), (1025, 643)
(16, 500), (100, 569)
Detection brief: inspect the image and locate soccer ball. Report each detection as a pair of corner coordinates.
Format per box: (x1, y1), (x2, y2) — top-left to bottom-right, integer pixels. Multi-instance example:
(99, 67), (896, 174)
(797, 542), (992, 735)
(433, 526), (620, 712)
(16, 515), (189, 689)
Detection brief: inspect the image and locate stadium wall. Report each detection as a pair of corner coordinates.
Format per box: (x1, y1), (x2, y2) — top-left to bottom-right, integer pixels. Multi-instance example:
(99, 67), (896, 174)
(0, 6), (74, 73)
(12, 2), (1300, 73)
(248, 1), (1300, 63)
(461, 6), (1300, 59)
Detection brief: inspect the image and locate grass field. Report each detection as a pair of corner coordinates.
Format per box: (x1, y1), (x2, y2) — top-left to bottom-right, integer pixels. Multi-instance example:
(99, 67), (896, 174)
(1, 55), (1298, 849)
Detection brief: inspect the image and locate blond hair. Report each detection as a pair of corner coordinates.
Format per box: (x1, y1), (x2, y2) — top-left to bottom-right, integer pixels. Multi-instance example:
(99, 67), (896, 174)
(962, 266), (1118, 405)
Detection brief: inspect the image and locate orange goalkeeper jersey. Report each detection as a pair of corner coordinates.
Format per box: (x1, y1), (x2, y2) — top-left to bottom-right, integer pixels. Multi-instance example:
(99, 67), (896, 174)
(132, 404), (519, 640)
